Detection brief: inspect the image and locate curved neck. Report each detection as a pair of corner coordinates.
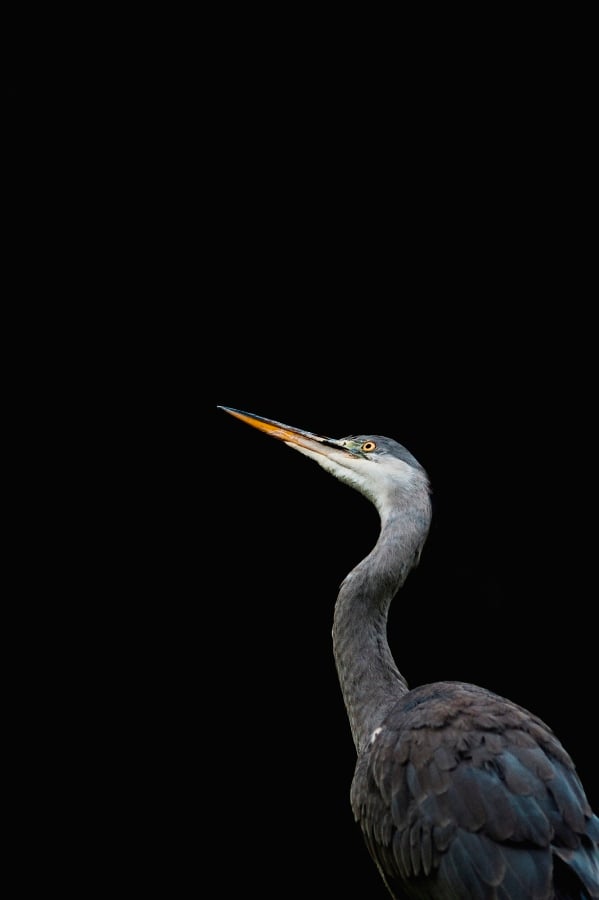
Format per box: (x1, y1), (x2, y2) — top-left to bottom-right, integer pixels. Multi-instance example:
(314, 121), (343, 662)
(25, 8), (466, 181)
(332, 502), (430, 754)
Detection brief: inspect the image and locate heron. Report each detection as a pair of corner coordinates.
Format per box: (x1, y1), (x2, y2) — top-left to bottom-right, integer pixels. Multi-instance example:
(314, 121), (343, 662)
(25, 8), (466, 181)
(218, 405), (599, 899)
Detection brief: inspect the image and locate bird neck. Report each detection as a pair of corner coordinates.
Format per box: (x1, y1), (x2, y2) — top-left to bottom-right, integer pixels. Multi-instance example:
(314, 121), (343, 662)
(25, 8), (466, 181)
(332, 502), (429, 754)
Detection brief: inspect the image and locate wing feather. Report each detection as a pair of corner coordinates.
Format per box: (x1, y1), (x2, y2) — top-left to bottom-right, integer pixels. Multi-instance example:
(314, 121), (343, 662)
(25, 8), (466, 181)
(350, 681), (599, 898)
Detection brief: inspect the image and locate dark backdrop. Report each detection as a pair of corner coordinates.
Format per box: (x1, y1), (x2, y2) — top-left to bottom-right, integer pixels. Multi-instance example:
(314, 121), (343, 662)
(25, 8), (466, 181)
(7, 25), (596, 898)
(205, 31), (596, 894)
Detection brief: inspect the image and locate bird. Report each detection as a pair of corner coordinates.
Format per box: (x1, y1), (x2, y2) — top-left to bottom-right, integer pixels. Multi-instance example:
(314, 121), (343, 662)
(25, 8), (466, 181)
(218, 405), (599, 899)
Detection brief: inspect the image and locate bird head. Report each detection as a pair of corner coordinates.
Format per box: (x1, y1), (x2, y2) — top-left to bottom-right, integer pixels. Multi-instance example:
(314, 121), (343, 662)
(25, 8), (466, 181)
(218, 407), (429, 514)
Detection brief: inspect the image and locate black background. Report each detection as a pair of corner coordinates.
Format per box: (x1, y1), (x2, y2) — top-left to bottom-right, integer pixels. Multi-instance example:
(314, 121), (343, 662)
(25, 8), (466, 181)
(207, 40), (598, 892)
(5, 18), (597, 897)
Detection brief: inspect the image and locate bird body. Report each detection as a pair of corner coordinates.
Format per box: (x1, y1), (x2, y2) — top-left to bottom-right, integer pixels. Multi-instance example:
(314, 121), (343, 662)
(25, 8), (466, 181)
(352, 679), (598, 898)
(219, 407), (599, 898)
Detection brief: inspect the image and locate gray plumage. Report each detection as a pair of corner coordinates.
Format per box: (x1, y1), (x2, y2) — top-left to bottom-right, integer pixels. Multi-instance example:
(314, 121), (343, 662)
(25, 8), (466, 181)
(219, 407), (599, 899)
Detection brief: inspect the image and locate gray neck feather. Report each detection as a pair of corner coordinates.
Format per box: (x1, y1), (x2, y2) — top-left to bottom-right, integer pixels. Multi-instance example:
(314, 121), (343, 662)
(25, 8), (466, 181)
(332, 495), (431, 754)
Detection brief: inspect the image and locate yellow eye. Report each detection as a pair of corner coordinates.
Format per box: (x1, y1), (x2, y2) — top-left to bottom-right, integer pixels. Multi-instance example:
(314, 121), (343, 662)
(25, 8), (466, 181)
(362, 441), (377, 452)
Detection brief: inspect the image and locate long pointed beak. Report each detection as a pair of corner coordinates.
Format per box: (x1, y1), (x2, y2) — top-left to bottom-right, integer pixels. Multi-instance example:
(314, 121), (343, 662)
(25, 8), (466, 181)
(218, 406), (362, 457)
